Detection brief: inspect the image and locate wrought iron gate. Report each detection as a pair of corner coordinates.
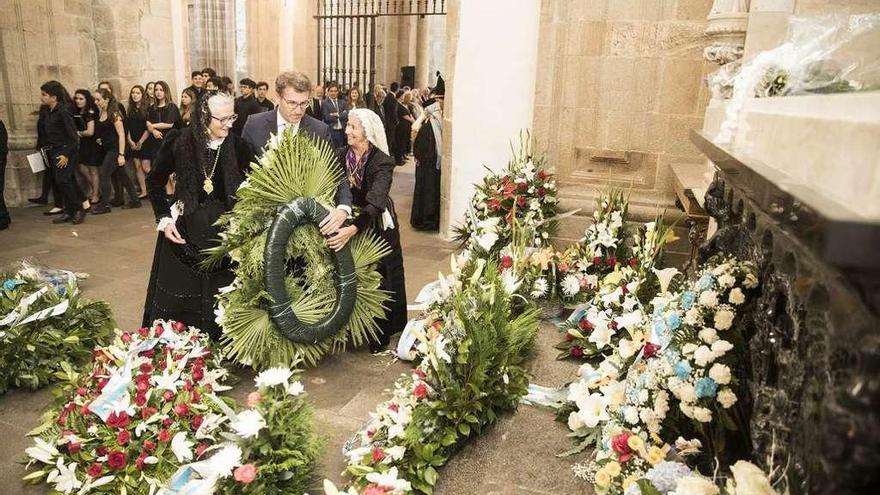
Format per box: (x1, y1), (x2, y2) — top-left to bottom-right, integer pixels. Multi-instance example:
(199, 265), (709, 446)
(316, 0), (447, 91)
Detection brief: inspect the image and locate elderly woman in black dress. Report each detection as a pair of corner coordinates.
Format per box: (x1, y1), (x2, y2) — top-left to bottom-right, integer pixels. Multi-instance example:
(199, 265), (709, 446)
(142, 92), (253, 339)
(327, 108), (407, 352)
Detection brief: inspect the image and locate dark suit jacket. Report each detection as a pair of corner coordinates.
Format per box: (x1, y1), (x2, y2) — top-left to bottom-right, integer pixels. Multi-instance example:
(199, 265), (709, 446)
(320, 98), (348, 131)
(305, 97), (321, 120)
(232, 95), (265, 136)
(241, 110), (351, 208)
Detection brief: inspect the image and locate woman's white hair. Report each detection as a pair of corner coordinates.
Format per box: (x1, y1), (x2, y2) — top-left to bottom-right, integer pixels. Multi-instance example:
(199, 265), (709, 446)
(349, 108), (389, 155)
(207, 91), (234, 113)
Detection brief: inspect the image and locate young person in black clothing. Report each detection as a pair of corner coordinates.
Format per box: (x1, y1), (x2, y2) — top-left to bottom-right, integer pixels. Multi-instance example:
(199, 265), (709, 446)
(146, 81), (181, 151)
(179, 88), (196, 127)
(232, 78), (265, 136)
(73, 89), (100, 206)
(39, 81), (86, 224)
(0, 119), (9, 230)
(91, 88), (139, 214)
(28, 104), (64, 214)
(255, 81), (274, 111)
(126, 85), (152, 198)
(205, 77), (222, 92)
(184, 70), (205, 100)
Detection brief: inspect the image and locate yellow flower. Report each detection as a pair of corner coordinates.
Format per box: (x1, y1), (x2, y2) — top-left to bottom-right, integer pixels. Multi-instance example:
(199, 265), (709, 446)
(644, 446), (666, 465)
(594, 469), (611, 488)
(627, 434), (645, 451)
(604, 461), (621, 477)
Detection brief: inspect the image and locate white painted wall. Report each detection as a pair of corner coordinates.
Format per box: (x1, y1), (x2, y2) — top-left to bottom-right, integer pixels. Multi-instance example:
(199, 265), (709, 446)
(445, 1), (541, 237)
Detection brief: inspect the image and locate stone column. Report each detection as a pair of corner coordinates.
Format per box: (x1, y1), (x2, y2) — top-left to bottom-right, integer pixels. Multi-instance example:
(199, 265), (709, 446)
(439, 0), (541, 238)
(414, 15), (431, 89)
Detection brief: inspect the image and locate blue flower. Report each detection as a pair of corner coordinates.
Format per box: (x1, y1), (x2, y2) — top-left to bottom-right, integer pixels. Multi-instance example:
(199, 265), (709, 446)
(697, 274), (714, 291)
(680, 291), (696, 310)
(2, 279), (16, 291)
(645, 462), (694, 493)
(666, 312), (682, 331)
(695, 377), (718, 399)
(674, 360), (692, 380)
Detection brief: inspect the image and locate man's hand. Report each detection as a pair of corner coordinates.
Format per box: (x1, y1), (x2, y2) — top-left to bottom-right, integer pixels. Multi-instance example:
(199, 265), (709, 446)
(319, 208), (348, 236)
(56, 155), (68, 168)
(326, 225), (358, 252)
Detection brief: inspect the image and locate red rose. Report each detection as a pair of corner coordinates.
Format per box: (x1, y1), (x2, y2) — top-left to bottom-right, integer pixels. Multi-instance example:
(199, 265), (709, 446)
(500, 256), (513, 270)
(107, 411), (130, 429)
(234, 463), (257, 485)
(643, 342), (661, 359)
(135, 393), (147, 407)
(578, 319), (594, 332)
(162, 417), (173, 427)
(116, 430), (130, 445)
(191, 415), (204, 430)
(516, 196), (527, 208)
(570, 346), (584, 358)
(174, 403), (190, 417)
(163, 390), (174, 401)
(371, 447), (385, 463)
(87, 463), (103, 478)
(607, 256), (617, 267)
(537, 170), (548, 181)
(143, 440), (156, 452)
(159, 429), (172, 442)
(183, 380), (193, 392)
(107, 451), (127, 470)
(195, 443), (209, 458)
(517, 182), (527, 192)
(95, 446), (109, 457)
(488, 197), (501, 211)
(192, 368), (204, 382)
(413, 382), (428, 399)
(135, 452), (148, 470)
(139, 350), (155, 359)
(68, 441), (82, 454)
(537, 186), (546, 197)
(153, 324), (164, 338)
(628, 258), (639, 268)
(121, 332), (132, 343)
(502, 183), (516, 199)
(611, 431), (633, 462)
(192, 391), (201, 404)
(139, 363), (154, 373)
(141, 406), (158, 420)
(138, 327), (149, 337)
(593, 256), (603, 266)
(172, 321), (186, 332)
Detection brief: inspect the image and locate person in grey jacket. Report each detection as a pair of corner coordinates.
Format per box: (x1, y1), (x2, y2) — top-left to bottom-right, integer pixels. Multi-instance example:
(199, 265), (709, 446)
(241, 71), (353, 243)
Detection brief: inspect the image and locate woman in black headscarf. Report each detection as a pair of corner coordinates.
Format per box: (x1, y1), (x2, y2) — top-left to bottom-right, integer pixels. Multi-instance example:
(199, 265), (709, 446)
(142, 92), (253, 339)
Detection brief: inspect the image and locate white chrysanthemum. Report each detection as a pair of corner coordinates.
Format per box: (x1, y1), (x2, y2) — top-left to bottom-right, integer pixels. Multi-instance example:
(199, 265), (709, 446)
(171, 432), (194, 463)
(254, 367), (294, 388)
(717, 388), (738, 408)
(711, 339), (734, 357)
(672, 475), (720, 495)
(561, 273), (581, 297)
(692, 406), (713, 423)
(205, 443), (242, 478)
(717, 273), (736, 288)
(728, 287), (746, 305)
(530, 277), (549, 298)
(714, 307), (735, 330)
(681, 343), (698, 356)
(230, 409), (266, 438)
(709, 363), (731, 385)
(287, 381), (305, 396)
(698, 290), (719, 308)
(684, 307), (702, 326)
(694, 346), (715, 367)
(678, 383), (697, 403)
(624, 406), (640, 424)
(743, 273), (759, 289)
(698, 327), (719, 344)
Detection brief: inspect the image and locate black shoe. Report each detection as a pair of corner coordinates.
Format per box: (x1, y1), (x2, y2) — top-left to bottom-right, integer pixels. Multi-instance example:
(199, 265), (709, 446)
(110, 198), (124, 207)
(28, 197), (48, 205)
(71, 210), (87, 224)
(52, 214), (73, 224)
(369, 342), (388, 354)
(0, 222), (9, 230)
(91, 205), (111, 215)
(43, 207), (64, 216)
(122, 200), (142, 209)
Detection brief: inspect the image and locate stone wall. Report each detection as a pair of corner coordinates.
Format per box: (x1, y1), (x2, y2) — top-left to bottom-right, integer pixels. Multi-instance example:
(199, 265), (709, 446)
(533, 0), (714, 237)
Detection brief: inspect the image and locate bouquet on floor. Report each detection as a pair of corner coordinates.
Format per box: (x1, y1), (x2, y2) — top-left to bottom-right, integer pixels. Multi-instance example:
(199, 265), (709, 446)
(205, 129), (391, 368)
(23, 321), (324, 495)
(453, 132), (558, 256)
(0, 263), (113, 395)
(344, 264), (539, 494)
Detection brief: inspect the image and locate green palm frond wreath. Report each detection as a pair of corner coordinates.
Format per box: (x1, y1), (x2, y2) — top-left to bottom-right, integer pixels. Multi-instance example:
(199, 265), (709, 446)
(203, 129), (391, 368)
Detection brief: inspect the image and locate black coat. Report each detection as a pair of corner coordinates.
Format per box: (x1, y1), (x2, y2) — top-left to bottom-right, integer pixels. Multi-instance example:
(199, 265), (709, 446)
(232, 95), (265, 136)
(337, 146), (398, 235)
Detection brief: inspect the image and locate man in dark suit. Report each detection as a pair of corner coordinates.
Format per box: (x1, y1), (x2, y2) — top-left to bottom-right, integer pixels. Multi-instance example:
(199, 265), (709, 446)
(242, 71), (352, 238)
(305, 85), (323, 120)
(320, 81), (348, 149)
(232, 78), (265, 136)
(255, 81), (275, 111)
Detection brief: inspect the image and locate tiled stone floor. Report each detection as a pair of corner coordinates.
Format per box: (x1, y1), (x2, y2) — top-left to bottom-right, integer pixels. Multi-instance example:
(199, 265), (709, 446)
(0, 161), (590, 494)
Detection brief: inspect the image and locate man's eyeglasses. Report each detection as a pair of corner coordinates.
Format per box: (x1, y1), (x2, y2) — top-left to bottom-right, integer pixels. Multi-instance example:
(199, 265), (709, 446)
(281, 98), (311, 110)
(211, 114), (238, 126)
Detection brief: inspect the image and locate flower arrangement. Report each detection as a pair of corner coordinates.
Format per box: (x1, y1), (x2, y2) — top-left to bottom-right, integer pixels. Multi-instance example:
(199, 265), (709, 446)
(453, 132), (558, 256)
(344, 265), (539, 494)
(204, 130), (392, 368)
(23, 320), (229, 495)
(23, 322), (323, 495)
(0, 268), (113, 395)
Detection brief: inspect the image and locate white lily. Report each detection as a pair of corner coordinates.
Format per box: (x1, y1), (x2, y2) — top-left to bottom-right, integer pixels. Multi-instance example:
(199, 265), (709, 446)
(46, 458), (81, 494)
(171, 432), (194, 463)
(26, 437), (59, 464)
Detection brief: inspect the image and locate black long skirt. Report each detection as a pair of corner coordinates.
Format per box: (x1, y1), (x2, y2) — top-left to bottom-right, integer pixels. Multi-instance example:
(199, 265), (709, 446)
(373, 221), (408, 347)
(410, 161), (441, 231)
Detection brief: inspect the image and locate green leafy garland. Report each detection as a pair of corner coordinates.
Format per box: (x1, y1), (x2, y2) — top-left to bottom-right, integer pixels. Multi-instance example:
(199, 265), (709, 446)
(0, 274), (113, 395)
(205, 130), (391, 368)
